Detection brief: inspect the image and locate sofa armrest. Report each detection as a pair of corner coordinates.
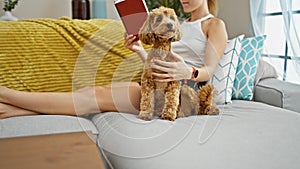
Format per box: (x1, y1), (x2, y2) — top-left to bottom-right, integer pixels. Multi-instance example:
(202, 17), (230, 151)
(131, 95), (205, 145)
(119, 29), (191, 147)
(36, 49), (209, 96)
(254, 78), (300, 113)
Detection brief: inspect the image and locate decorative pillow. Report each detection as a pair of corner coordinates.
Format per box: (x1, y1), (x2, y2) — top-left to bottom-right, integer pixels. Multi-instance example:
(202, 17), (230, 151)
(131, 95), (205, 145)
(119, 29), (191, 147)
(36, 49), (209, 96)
(207, 34), (244, 104)
(254, 58), (278, 86)
(232, 35), (267, 100)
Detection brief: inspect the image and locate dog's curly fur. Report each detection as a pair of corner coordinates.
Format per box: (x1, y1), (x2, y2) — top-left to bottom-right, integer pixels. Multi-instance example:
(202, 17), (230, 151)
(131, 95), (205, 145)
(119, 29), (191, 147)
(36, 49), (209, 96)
(138, 7), (219, 121)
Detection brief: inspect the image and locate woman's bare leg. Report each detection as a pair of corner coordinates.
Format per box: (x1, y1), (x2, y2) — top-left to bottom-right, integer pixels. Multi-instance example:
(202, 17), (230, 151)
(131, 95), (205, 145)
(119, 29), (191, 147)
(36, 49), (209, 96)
(97, 82), (141, 114)
(0, 82), (141, 118)
(0, 86), (87, 116)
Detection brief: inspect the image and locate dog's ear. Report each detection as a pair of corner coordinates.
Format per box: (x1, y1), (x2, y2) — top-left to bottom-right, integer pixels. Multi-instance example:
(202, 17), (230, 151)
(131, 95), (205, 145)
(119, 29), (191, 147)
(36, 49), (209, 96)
(139, 15), (155, 45)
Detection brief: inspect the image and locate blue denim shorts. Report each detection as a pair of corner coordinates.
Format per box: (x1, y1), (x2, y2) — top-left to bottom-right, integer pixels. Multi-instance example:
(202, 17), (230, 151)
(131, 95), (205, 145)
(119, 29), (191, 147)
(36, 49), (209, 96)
(180, 80), (207, 91)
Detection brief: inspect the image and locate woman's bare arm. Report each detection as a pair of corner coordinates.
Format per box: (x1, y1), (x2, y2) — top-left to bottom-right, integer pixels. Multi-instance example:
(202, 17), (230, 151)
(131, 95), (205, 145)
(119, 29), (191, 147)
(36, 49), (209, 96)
(196, 18), (228, 82)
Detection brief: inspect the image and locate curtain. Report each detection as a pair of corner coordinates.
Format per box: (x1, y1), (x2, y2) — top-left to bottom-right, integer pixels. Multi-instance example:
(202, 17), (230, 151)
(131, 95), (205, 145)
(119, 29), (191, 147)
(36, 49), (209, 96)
(280, 0), (300, 78)
(249, 0), (266, 36)
(250, 0), (300, 83)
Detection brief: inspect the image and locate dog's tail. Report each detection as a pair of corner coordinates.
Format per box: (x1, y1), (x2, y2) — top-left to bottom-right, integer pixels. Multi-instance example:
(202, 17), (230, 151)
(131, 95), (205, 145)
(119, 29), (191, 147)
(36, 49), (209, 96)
(178, 85), (199, 117)
(198, 84), (219, 115)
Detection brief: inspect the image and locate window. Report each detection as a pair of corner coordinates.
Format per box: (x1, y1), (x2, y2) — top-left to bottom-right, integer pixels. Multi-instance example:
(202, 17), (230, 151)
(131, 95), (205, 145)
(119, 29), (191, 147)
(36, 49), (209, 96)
(263, 0), (300, 84)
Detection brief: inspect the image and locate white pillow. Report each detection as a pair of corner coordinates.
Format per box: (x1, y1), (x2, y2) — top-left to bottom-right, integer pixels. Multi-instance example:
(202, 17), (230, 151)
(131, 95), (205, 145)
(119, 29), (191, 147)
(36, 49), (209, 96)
(207, 34), (245, 104)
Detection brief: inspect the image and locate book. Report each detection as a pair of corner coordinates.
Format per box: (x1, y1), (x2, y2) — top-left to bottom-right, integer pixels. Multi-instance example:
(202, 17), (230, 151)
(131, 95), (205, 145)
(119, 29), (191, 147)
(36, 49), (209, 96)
(114, 0), (149, 41)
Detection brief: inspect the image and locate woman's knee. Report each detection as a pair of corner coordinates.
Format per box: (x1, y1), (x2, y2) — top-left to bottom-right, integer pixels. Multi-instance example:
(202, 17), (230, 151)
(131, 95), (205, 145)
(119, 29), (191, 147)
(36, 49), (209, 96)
(94, 82), (141, 113)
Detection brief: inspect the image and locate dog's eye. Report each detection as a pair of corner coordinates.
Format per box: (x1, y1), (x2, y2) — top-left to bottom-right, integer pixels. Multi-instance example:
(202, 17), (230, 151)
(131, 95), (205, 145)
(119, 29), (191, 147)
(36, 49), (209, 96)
(156, 16), (163, 23)
(170, 16), (175, 21)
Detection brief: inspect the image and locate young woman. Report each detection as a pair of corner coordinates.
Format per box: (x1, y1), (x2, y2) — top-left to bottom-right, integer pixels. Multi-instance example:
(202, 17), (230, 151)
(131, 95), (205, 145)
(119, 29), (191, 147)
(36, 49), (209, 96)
(0, 0), (227, 119)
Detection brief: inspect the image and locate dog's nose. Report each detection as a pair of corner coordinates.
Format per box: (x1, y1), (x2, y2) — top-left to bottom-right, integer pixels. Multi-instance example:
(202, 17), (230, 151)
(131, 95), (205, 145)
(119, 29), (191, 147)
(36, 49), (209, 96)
(167, 23), (173, 29)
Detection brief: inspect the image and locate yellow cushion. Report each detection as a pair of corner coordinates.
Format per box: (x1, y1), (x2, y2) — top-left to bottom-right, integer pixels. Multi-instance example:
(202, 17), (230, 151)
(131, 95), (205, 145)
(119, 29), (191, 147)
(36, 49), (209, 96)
(0, 17), (144, 92)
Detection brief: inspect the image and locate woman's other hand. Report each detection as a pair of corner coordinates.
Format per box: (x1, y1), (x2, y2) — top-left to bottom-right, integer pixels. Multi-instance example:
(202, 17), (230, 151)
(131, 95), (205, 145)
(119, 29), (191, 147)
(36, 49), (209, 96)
(151, 51), (193, 82)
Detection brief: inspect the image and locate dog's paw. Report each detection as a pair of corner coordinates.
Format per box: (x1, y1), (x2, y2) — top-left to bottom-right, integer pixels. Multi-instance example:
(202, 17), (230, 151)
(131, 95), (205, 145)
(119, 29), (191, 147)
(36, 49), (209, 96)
(207, 106), (220, 115)
(138, 111), (153, 121)
(202, 105), (219, 115)
(161, 112), (176, 121)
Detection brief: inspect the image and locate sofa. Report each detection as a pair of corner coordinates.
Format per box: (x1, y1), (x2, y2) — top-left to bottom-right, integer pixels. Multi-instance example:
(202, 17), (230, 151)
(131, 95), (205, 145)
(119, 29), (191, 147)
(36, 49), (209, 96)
(0, 18), (300, 169)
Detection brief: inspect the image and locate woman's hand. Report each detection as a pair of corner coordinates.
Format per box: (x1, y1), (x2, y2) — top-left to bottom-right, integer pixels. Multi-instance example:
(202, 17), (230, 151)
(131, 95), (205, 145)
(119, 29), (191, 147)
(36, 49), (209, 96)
(124, 34), (143, 53)
(124, 33), (148, 62)
(151, 51), (193, 82)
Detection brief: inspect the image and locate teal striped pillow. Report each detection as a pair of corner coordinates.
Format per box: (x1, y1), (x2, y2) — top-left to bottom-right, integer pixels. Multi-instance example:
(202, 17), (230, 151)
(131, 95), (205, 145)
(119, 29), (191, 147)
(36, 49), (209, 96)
(232, 35), (267, 100)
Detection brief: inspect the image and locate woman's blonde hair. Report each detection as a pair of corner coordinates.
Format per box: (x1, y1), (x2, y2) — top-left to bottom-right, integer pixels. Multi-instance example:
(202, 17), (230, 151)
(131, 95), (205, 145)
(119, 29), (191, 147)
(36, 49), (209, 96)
(207, 0), (218, 16)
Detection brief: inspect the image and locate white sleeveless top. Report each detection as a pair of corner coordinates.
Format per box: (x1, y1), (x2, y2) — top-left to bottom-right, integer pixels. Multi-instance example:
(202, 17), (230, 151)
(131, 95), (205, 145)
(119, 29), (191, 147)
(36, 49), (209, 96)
(172, 14), (214, 68)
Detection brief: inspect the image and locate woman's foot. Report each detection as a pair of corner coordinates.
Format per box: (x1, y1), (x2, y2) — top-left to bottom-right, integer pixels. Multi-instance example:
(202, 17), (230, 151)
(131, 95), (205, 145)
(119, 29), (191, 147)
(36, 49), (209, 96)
(0, 103), (39, 119)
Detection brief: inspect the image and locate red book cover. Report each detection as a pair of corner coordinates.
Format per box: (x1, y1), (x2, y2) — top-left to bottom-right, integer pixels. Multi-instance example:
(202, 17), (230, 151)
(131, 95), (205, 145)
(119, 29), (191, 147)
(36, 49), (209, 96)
(114, 0), (149, 41)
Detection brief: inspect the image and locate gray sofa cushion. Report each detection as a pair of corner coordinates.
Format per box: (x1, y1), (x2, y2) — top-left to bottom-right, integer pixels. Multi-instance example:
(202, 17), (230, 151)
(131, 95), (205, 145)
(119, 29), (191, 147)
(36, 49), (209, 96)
(0, 115), (98, 139)
(92, 100), (300, 169)
(254, 78), (300, 113)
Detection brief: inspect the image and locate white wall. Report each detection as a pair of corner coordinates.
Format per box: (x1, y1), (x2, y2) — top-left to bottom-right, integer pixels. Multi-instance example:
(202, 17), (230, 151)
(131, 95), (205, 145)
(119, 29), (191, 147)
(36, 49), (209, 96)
(0, 0), (72, 19)
(0, 0), (250, 38)
(106, 0), (119, 20)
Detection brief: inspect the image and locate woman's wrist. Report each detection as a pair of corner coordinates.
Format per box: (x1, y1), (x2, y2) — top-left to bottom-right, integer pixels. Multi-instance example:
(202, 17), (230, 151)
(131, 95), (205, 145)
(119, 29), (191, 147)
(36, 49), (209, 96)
(190, 66), (199, 80)
(136, 48), (147, 62)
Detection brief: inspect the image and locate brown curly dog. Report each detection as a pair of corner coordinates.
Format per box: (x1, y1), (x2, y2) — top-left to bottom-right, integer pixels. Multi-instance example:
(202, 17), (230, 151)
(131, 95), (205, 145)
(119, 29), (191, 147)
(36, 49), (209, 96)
(138, 7), (219, 121)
